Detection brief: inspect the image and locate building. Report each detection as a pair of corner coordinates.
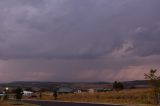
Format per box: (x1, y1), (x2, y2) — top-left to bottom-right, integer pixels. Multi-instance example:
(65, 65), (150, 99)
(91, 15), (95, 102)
(88, 88), (95, 93)
(23, 91), (33, 96)
(57, 87), (74, 94)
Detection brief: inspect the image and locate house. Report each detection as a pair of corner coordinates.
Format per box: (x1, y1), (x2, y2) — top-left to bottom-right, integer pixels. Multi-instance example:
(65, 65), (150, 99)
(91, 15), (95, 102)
(32, 87), (41, 92)
(0, 87), (4, 93)
(0, 91), (5, 100)
(96, 88), (112, 92)
(88, 88), (95, 93)
(73, 89), (82, 93)
(81, 89), (88, 92)
(57, 87), (74, 94)
(23, 91), (33, 96)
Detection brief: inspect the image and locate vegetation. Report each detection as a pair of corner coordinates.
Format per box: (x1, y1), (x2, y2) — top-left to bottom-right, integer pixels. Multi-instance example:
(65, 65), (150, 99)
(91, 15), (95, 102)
(59, 89), (154, 104)
(38, 89), (156, 105)
(2, 69), (160, 106)
(113, 81), (124, 91)
(145, 69), (160, 104)
(0, 100), (39, 106)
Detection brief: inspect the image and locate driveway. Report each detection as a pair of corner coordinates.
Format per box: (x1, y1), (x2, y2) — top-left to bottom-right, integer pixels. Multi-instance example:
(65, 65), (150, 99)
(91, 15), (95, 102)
(24, 100), (124, 106)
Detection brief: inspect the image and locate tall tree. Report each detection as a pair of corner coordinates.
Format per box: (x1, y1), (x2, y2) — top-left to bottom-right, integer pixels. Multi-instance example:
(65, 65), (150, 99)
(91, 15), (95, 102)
(113, 81), (124, 91)
(144, 69), (160, 104)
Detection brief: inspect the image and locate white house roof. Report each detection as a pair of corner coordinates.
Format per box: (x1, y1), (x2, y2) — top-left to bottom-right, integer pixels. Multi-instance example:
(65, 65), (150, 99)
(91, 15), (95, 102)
(23, 91), (33, 94)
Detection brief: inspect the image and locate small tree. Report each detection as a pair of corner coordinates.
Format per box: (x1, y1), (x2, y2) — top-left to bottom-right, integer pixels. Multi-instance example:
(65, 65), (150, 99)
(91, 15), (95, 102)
(15, 87), (24, 105)
(53, 86), (59, 100)
(144, 69), (160, 104)
(113, 81), (124, 91)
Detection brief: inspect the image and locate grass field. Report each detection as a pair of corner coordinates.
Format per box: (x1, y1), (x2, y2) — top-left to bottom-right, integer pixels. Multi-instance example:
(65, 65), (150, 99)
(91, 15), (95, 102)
(0, 100), (39, 106)
(0, 90), (157, 106)
(38, 88), (158, 105)
(58, 89), (155, 105)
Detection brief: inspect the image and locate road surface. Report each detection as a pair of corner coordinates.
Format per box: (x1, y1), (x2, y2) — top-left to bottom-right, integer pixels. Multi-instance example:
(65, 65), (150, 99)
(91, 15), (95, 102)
(24, 100), (124, 106)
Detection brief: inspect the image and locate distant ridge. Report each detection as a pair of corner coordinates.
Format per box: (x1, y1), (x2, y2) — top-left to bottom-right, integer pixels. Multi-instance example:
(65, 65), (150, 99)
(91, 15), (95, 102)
(122, 80), (149, 88)
(0, 80), (149, 88)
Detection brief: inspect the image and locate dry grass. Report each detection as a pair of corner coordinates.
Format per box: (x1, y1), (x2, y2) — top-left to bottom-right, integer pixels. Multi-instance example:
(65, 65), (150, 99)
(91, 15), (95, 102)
(38, 88), (158, 105)
(0, 101), (39, 106)
(59, 89), (154, 104)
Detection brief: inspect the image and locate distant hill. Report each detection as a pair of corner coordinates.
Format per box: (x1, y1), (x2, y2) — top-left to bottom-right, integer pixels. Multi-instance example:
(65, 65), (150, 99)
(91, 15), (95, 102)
(0, 81), (59, 89)
(122, 80), (149, 88)
(0, 80), (149, 89)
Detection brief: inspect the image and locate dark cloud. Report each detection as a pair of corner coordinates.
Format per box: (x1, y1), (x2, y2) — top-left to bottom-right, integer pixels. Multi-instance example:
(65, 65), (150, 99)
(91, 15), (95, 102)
(0, 0), (160, 82)
(130, 25), (160, 57)
(0, 0), (127, 59)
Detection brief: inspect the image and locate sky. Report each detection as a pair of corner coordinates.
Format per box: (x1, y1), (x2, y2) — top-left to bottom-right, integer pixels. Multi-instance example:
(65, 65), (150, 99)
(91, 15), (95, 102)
(0, 0), (160, 82)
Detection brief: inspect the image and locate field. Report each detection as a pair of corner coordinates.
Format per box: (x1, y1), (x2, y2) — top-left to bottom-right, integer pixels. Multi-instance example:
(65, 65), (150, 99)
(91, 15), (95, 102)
(1, 88), (158, 106)
(39, 88), (159, 106)
(0, 100), (39, 106)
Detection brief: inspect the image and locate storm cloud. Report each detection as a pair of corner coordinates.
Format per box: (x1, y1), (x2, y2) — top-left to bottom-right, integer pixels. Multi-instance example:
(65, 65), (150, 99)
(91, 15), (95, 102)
(0, 0), (160, 82)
